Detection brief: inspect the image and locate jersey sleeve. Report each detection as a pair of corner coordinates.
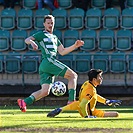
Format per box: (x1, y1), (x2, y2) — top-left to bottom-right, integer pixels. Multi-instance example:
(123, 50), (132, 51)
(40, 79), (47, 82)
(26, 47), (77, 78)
(97, 94), (106, 104)
(57, 38), (61, 46)
(32, 31), (43, 42)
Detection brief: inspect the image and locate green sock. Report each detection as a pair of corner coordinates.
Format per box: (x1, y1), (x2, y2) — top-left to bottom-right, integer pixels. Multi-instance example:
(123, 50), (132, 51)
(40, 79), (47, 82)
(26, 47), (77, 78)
(68, 89), (76, 101)
(24, 95), (35, 105)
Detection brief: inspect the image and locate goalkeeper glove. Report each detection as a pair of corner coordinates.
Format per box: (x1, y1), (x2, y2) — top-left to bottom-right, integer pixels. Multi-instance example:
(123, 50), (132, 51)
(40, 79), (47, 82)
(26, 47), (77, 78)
(84, 115), (96, 118)
(106, 99), (122, 107)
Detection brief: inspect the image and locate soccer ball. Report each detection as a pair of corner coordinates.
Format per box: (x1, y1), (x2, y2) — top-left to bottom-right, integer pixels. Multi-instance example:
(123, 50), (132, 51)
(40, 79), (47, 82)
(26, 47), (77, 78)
(51, 81), (66, 96)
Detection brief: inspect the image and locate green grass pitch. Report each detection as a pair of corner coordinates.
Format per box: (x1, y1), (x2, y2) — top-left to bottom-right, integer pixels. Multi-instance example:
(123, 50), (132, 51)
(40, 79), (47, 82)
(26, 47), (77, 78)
(0, 106), (133, 133)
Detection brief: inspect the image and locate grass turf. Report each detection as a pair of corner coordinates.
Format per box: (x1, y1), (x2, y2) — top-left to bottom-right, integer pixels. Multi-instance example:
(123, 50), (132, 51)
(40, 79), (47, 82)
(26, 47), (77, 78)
(0, 106), (133, 133)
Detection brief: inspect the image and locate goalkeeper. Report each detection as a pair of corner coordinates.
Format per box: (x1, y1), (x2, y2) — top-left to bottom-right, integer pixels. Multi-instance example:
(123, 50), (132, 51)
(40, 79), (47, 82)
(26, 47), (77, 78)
(47, 69), (122, 118)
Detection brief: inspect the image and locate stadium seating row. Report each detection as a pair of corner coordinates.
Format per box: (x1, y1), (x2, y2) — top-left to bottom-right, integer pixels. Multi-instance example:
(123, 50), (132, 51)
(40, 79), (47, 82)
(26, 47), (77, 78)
(22, 0), (73, 9)
(0, 7), (133, 30)
(22, 0), (133, 9)
(22, 0), (106, 10)
(0, 28), (132, 52)
(0, 51), (40, 74)
(0, 51), (133, 74)
(63, 28), (133, 51)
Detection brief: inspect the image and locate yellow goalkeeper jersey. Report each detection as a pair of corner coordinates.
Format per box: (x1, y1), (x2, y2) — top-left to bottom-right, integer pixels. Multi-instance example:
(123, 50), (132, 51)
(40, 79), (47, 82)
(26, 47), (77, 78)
(79, 81), (106, 111)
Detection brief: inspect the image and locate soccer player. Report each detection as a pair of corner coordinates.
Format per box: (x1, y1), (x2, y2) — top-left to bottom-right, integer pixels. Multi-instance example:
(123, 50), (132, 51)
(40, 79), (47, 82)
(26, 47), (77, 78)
(47, 69), (122, 118)
(17, 15), (84, 112)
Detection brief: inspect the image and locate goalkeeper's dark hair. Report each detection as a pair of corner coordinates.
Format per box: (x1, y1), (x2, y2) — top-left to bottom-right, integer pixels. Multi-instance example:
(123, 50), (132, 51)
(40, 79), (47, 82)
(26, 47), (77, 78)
(88, 69), (103, 81)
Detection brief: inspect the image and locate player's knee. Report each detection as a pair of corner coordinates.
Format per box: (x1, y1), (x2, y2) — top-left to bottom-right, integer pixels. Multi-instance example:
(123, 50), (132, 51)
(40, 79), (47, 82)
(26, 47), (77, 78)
(72, 72), (78, 80)
(65, 69), (78, 81)
(41, 85), (51, 96)
(74, 72), (78, 79)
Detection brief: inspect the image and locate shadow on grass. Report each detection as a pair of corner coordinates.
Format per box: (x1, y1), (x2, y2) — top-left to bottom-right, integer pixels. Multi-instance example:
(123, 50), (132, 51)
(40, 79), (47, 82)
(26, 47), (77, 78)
(1, 106), (133, 115)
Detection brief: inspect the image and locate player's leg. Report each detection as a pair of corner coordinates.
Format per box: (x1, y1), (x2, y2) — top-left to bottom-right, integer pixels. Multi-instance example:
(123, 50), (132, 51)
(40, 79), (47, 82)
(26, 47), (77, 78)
(103, 111), (119, 117)
(92, 109), (119, 117)
(27, 84), (51, 101)
(63, 68), (78, 104)
(46, 59), (78, 103)
(61, 101), (79, 111)
(47, 101), (79, 117)
(17, 67), (54, 112)
(61, 101), (87, 118)
(17, 84), (51, 112)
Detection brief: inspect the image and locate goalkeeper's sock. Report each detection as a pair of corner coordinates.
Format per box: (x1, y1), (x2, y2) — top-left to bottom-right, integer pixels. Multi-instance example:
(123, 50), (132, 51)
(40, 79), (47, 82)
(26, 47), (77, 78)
(68, 89), (76, 101)
(24, 95), (35, 105)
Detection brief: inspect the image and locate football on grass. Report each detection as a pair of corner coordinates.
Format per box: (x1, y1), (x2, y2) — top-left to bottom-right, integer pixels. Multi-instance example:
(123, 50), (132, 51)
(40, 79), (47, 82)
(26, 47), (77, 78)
(51, 81), (66, 96)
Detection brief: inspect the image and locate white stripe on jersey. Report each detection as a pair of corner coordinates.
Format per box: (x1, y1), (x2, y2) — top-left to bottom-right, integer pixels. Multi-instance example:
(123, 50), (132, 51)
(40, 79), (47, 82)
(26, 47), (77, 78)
(40, 41), (49, 55)
(50, 51), (56, 56)
(43, 38), (49, 42)
(47, 58), (65, 70)
(46, 45), (54, 48)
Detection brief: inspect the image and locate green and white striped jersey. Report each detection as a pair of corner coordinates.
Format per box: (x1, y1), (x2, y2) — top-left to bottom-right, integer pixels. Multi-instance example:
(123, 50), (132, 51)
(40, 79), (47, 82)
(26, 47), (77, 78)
(32, 31), (61, 59)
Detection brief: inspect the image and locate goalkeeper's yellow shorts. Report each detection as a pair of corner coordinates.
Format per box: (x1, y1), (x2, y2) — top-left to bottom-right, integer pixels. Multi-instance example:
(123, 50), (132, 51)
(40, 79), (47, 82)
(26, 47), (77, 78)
(79, 107), (105, 118)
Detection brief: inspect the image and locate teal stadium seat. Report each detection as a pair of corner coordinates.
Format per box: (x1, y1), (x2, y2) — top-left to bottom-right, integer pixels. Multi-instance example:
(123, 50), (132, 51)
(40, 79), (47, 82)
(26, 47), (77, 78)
(63, 29), (79, 48)
(57, 53), (74, 69)
(98, 29), (114, 51)
(68, 8), (85, 30)
(116, 29), (132, 51)
(91, 0), (106, 8)
(0, 30), (10, 51)
(23, 0), (36, 9)
(53, 29), (62, 42)
(127, 52), (133, 73)
(121, 7), (133, 29)
(0, 8), (16, 30)
(85, 8), (102, 29)
(11, 30), (27, 51)
(92, 51), (109, 73)
(22, 51), (39, 73)
(0, 52), (4, 72)
(17, 8), (33, 30)
(58, 0), (72, 9)
(34, 8), (50, 30)
(80, 29), (96, 51)
(5, 52), (21, 73)
(126, 0), (133, 7)
(109, 51), (126, 73)
(103, 8), (120, 29)
(74, 52), (91, 73)
(52, 8), (67, 29)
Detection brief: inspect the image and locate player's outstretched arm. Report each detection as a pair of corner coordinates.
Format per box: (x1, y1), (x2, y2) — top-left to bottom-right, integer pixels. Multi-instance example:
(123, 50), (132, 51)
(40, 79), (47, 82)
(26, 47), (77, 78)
(25, 36), (38, 50)
(58, 40), (84, 56)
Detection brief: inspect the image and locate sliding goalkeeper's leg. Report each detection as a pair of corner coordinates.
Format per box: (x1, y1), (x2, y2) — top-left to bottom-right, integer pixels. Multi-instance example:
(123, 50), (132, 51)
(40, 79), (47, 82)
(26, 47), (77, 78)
(47, 108), (62, 117)
(47, 101), (79, 117)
